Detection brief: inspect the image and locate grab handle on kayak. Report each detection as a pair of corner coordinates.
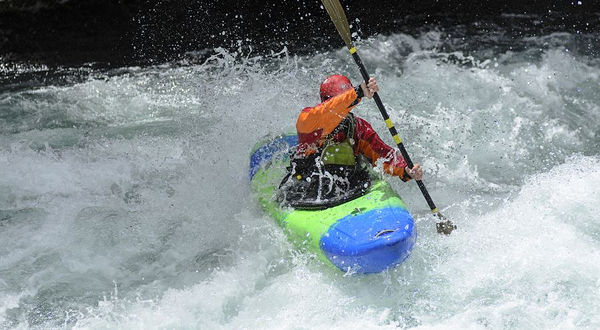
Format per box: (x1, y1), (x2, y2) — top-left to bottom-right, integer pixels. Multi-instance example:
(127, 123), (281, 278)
(373, 229), (396, 238)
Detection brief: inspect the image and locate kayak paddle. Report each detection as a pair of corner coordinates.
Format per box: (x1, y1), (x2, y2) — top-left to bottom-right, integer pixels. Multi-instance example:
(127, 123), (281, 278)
(320, 0), (456, 235)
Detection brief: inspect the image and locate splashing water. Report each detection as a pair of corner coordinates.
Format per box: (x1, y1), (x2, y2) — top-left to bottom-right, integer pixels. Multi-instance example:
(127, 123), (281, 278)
(1, 28), (599, 329)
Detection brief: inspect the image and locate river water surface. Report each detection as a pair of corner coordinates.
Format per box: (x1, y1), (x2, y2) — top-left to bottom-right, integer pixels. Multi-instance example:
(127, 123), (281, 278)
(1, 26), (599, 329)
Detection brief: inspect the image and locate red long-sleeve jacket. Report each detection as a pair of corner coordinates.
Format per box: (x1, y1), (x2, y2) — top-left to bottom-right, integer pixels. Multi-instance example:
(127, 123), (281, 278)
(295, 88), (411, 181)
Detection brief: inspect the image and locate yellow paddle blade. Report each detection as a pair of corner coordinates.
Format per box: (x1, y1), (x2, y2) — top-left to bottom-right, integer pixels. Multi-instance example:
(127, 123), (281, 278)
(320, 0), (353, 49)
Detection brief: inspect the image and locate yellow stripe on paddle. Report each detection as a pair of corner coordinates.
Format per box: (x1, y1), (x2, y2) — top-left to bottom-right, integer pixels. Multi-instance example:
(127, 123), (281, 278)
(385, 118), (394, 129)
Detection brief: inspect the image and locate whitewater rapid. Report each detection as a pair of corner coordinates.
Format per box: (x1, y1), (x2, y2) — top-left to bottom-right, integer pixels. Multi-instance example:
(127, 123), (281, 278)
(1, 30), (599, 329)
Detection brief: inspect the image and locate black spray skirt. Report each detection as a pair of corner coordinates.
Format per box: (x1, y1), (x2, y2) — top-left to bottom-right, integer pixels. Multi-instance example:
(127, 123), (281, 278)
(277, 156), (372, 210)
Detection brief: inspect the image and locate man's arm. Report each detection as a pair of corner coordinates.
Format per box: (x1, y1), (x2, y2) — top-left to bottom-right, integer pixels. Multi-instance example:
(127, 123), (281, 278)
(354, 116), (422, 181)
(296, 88), (360, 137)
(295, 77), (378, 138)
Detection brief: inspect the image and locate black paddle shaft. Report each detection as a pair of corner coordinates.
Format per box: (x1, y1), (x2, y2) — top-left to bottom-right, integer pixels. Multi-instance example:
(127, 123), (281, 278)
(351, 51), (439, 213)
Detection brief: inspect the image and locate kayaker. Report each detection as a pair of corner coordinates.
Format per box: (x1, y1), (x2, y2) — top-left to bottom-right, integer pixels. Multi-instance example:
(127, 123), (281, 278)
(278, 74), (422, 208)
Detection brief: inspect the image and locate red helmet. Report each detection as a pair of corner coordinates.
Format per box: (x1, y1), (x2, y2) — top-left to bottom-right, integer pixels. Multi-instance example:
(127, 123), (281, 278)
(319, 74), (353, 102)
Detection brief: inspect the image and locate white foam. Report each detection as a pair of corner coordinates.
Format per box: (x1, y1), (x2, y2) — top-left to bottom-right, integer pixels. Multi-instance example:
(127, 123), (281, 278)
(1, 33), (599, 329)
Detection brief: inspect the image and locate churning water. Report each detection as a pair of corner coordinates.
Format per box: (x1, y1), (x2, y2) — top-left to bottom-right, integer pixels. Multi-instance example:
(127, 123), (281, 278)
(1, 28), (599, 329)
